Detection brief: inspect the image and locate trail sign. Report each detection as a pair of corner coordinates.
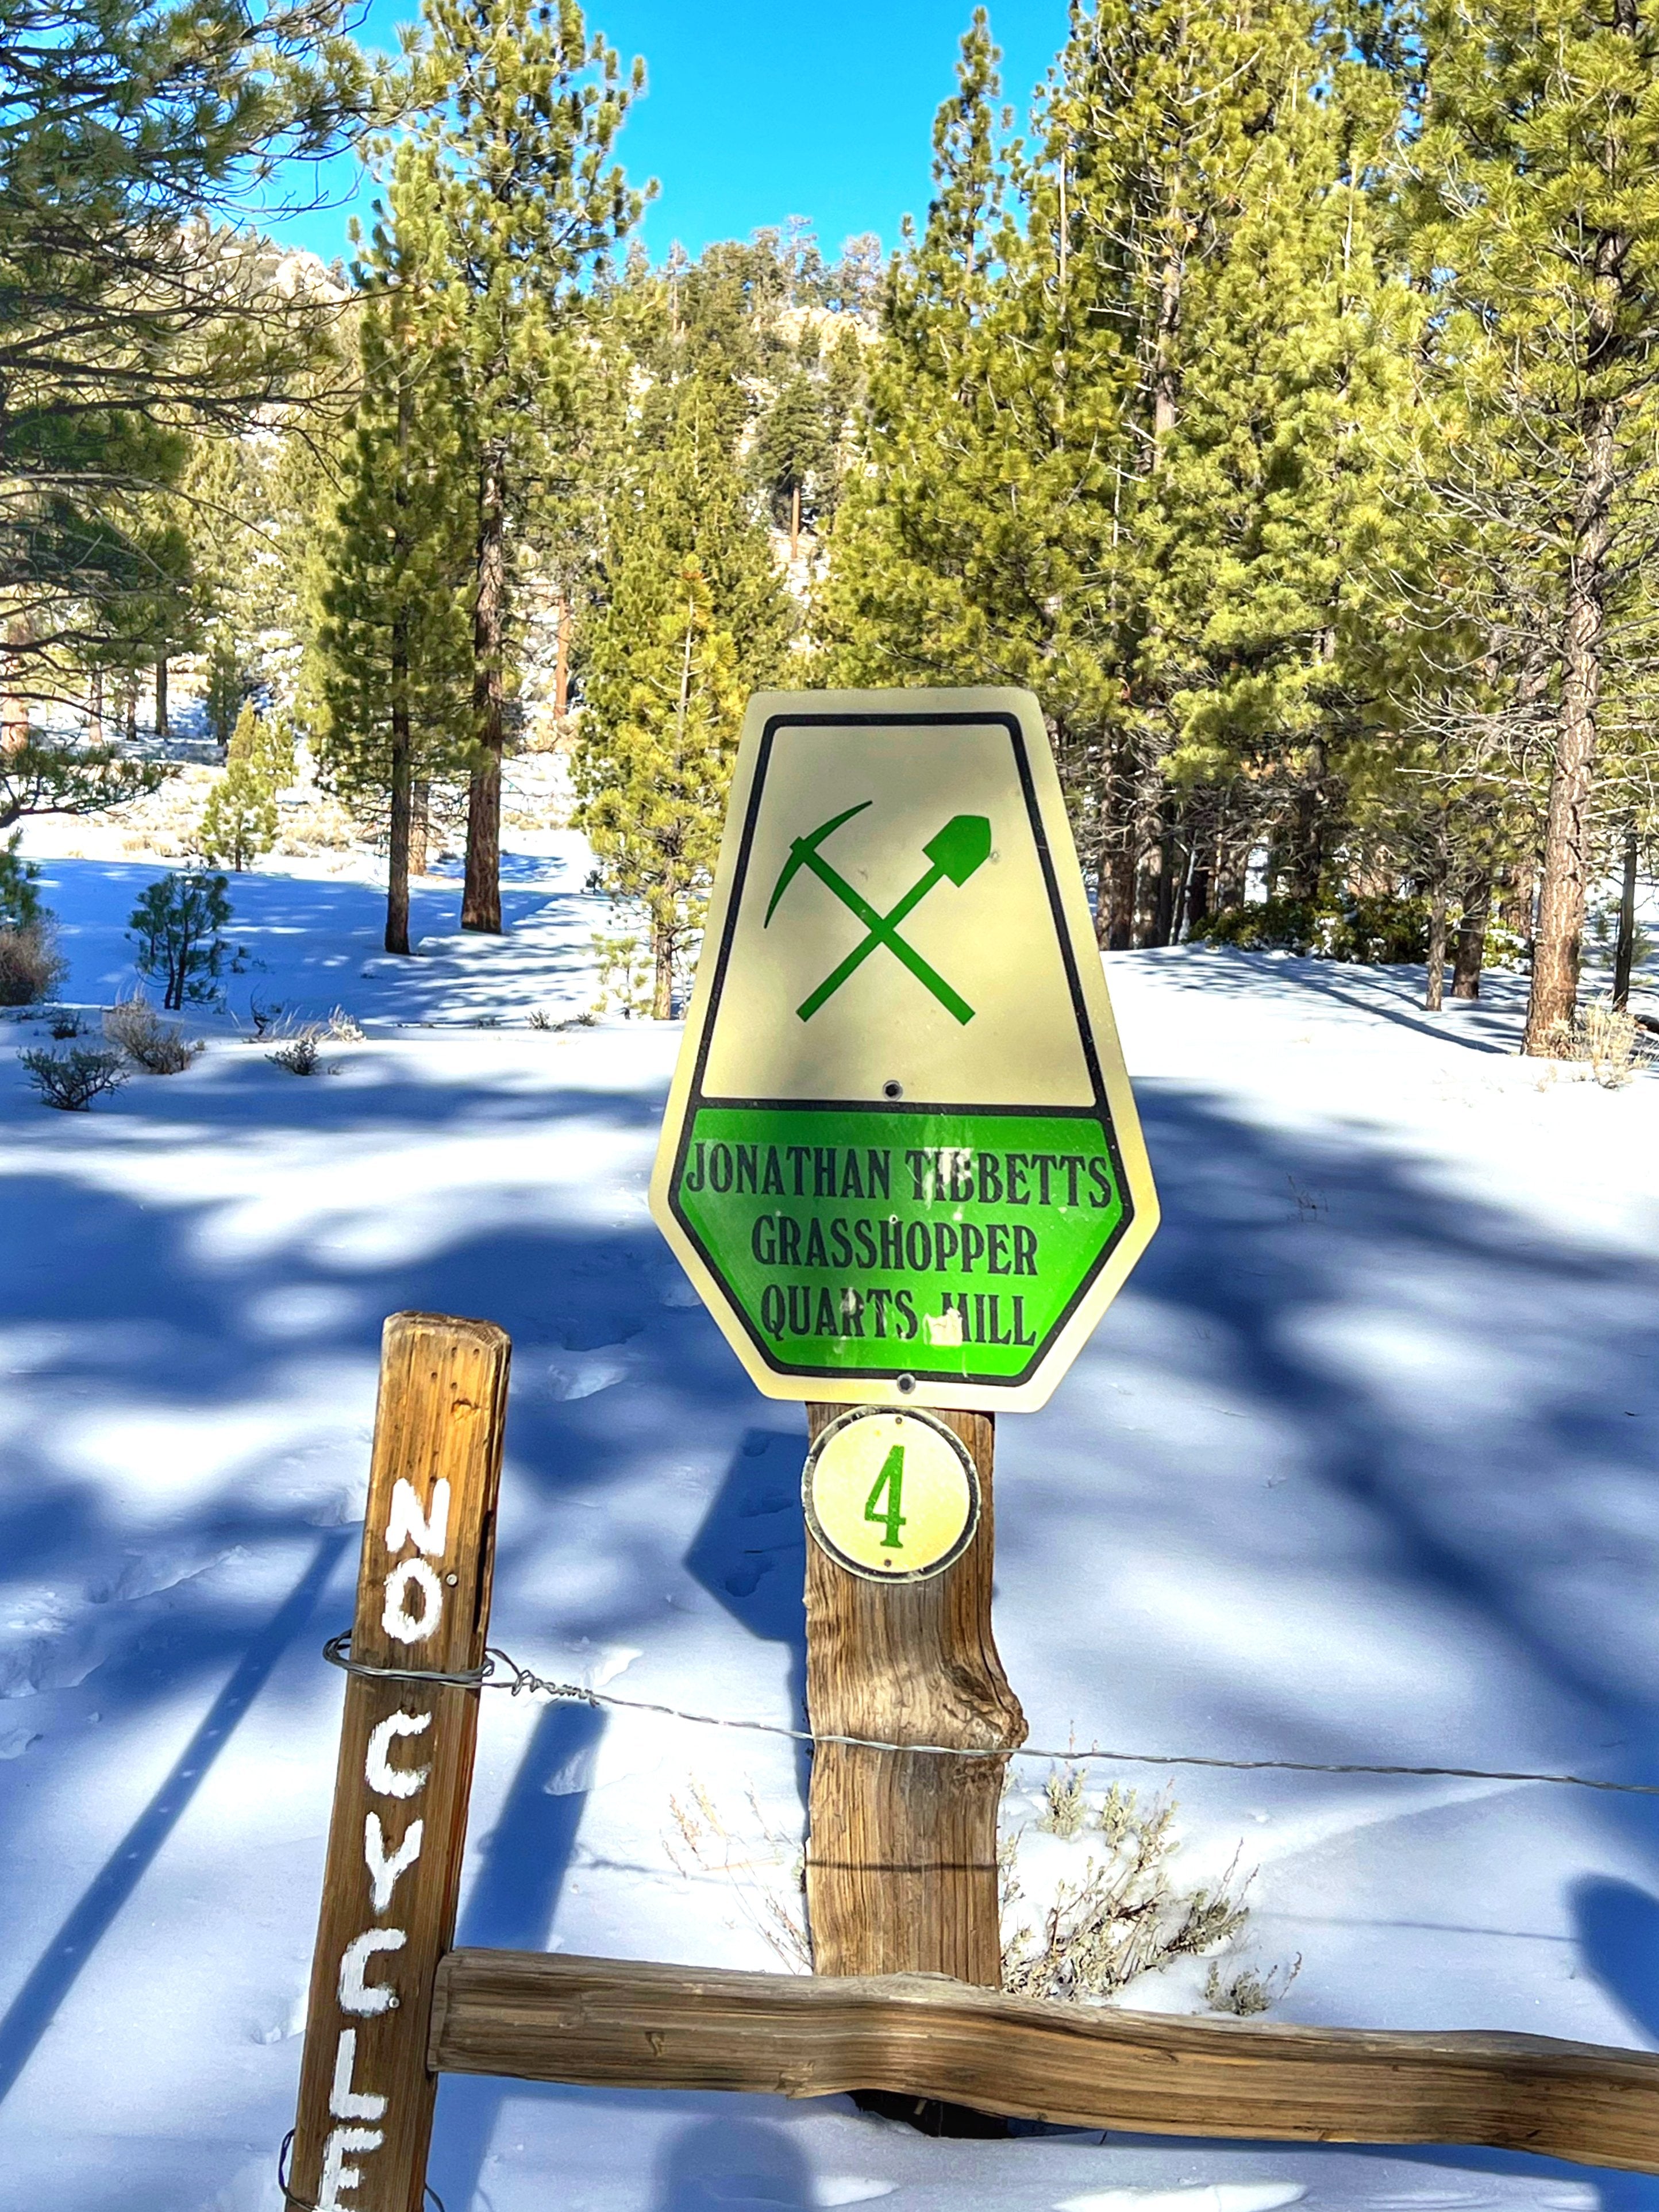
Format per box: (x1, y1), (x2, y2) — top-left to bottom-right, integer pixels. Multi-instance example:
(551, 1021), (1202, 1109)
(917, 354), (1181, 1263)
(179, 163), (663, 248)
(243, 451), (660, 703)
(802, 1407), (981, 1582)
(649, 687), (1159, 1413)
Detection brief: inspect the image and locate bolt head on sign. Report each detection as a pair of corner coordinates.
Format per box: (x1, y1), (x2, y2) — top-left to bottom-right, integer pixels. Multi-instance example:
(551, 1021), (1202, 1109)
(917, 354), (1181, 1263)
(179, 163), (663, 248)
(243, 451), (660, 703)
(803, 1408), (980, 1582)
(648, 687), (1160, 1413)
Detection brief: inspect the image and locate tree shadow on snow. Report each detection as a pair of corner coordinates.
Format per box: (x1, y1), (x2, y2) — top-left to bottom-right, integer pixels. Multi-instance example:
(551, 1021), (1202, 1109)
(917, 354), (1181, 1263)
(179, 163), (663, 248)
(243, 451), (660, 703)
(4, 1036), (1659, 2206)
(427, 1699), (606, 2211)
(650, 2115), (811, 2210)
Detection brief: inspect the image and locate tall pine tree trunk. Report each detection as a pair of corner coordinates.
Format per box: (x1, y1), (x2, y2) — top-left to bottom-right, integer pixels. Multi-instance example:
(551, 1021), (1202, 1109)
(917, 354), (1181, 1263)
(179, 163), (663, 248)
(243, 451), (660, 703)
(1186, 852), (1211, 934)
(409, 782), (430, 878)
(553, 599), (571, 719)
(1452, 868), (1492, 1000)
(652, 926), (674, 1022)
(463, 441), (507, 934)
(1425, 880), (1448, 1011)
(1613, 819), (1639, 1010)
(1523, 11), (1633, 1053)
(1288, 739), (1327, 901)
(154, 654), (168, 740)
(386, 624), (413, 958)
(1499, 861), (1534, 938)
(1523, 390), (1617, 1053)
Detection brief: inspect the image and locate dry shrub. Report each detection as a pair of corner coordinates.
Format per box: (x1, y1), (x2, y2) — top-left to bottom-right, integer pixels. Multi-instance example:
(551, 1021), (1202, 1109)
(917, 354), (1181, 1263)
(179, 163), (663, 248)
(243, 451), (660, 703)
(1036, 1765), (1090, 1838)
(0, 926), (67, 1007)
(1002, 1779), (1254, 2006)
(1204, 1953), (1303, 2016)
(20, 1045), (128, 1110)
(1539, 1001), (1657, 1087)
(268, 1029), (324, 1075)
(103, 994), (203, 1074)
(665, 1780), (811, 1971)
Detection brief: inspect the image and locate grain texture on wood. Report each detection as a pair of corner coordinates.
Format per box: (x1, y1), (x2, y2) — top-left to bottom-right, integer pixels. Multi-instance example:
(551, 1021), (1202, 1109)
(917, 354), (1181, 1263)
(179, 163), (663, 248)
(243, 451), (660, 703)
(289, 1313), (510, 2212)
(429, 1949), (1659, 2175)
(803, 1403), (1025, 1985)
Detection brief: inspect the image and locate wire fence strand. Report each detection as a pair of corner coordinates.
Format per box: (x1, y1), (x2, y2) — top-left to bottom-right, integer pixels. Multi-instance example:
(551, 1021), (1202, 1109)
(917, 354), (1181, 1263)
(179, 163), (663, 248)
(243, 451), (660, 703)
(323, 1633), (1659, 1798)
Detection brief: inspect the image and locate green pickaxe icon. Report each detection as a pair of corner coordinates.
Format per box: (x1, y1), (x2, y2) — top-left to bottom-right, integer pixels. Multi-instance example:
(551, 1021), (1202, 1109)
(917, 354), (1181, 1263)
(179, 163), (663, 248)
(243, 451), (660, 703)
(764, 801), (993, 1024)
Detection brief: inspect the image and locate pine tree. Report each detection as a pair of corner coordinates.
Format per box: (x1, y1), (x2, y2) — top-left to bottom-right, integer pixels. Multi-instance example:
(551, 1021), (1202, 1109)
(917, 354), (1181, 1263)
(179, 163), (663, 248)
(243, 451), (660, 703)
(0, 0), (366, 767)
(575, 367), (792, 1017)
(305, 147), (474, 956)
(197, 703), (294, 870)
(1405, 0), (1659, 1051)
(198, 761), (277, 871)
(416, 0), (646, 934)
(817, 3), (1389, 949)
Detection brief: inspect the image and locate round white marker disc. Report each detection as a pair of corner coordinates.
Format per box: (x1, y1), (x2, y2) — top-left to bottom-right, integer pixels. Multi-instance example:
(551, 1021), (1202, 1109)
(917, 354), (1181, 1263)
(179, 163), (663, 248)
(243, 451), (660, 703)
(802, 1409), (980, 1582)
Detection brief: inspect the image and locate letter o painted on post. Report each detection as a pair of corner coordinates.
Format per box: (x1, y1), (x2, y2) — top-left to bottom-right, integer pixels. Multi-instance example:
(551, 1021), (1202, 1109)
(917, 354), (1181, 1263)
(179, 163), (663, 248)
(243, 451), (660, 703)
(382, 1558), (443, 1645)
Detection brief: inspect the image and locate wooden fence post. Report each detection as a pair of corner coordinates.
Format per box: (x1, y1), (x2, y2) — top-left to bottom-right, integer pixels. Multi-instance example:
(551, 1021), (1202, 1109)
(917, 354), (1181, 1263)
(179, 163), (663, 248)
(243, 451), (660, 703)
(287, 1312), (510, 2212)
(802, 1403), (1026, 1988)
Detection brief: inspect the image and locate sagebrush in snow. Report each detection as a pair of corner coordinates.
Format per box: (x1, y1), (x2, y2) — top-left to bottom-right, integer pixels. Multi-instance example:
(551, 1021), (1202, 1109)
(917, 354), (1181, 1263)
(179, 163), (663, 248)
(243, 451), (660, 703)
(1002, 1779), (1256, 2007)
(20, 1045), (128, 1110)
(268, 1029), (325, 1076)
(1035, 1764), (1090, 1838)
(103, 995), (202, 1074)
(1204, 1953), (1302, 2016)
(665, 1780), (810, 1971)
(0, 924), (67, 1007)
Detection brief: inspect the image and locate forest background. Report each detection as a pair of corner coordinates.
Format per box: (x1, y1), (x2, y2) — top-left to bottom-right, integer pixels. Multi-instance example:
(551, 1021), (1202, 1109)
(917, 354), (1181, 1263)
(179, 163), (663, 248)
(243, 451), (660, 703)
(3, 0), (1657, 1049)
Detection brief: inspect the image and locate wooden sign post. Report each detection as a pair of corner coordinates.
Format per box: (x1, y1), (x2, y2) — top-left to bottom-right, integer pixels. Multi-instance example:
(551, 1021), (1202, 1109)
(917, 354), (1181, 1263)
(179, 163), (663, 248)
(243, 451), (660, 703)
(648, 687), (1161, 1995)
(803, 1402), (1022, 1986)
(286, 1311), (510, 2212)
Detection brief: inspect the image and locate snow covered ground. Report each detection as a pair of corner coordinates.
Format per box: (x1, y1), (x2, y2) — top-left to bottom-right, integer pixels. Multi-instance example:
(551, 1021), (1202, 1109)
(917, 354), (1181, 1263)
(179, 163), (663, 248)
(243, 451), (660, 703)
(2, 828), (1658, 2212)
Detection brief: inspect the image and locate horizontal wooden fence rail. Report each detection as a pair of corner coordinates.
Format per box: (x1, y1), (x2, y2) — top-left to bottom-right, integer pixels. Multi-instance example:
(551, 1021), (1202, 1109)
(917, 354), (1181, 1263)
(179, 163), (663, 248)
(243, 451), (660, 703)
(429, 1949), (1659, 2176)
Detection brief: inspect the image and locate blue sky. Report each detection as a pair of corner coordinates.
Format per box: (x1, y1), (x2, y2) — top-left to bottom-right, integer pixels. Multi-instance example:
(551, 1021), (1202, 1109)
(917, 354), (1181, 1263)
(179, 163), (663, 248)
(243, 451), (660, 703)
(270, 0), (1072, 268)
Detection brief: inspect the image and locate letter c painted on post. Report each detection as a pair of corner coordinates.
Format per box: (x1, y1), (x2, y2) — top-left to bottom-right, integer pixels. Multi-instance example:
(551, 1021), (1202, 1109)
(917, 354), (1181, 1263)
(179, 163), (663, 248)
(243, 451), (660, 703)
(365, 1709), (432, 1799)
(338, 1928), (406, 2016)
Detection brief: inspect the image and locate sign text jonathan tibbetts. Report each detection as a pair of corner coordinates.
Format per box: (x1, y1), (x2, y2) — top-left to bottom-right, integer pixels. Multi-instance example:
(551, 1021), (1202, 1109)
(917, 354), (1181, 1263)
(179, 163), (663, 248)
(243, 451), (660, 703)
(649, 687), (1160, 1414)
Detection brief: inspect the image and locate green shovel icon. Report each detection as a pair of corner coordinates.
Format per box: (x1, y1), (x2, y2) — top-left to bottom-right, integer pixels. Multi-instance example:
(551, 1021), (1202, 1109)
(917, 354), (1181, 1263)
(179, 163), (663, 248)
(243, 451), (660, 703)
(765, 802), (993, 1024)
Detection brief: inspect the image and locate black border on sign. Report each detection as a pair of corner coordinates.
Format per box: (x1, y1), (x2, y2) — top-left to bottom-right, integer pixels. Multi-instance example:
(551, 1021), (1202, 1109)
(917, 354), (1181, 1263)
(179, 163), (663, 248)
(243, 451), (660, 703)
(802, 1406), (982, 1584)
(668, 710), (1135, 1389)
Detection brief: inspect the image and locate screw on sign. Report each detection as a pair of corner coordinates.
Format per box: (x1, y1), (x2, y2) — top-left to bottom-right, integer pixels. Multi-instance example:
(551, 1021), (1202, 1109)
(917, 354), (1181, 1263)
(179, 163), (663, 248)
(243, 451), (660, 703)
(649, 686), (1160, 2006)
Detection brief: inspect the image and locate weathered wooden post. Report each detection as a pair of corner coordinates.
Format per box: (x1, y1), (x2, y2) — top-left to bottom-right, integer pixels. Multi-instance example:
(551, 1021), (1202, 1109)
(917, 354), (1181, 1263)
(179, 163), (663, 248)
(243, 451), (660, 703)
(649, 688), (1160, 2036)
(802, 1402), (1022, 1984)
(287, 1311), (510, 2212)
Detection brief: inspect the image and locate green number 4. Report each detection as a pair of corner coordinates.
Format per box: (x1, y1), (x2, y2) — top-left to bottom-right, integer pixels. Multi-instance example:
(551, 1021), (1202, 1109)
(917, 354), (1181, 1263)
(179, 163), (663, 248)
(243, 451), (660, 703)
(864, 1446), (907, 1549)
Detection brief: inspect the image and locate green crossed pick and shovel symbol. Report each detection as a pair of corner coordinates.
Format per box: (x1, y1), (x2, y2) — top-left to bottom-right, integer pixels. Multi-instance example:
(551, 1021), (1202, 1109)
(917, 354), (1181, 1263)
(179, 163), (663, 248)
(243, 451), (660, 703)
(764, 800), (993, 1024)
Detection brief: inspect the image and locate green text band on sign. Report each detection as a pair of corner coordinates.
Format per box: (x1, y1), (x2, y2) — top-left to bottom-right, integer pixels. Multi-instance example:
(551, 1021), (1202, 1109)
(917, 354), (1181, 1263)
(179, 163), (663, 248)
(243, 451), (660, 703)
(649, 688), (1160, 1414)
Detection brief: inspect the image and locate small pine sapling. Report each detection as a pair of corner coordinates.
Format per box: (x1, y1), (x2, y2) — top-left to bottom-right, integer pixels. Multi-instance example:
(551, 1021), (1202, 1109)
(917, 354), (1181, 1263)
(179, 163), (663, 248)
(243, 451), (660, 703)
(0, 833), (45, 930)
(127, 872), (233, 1010)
